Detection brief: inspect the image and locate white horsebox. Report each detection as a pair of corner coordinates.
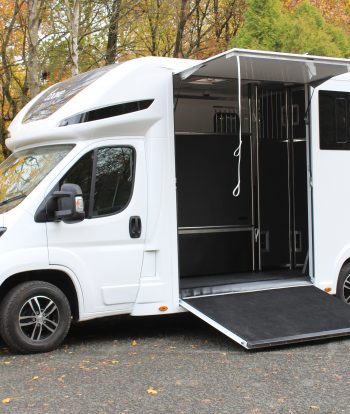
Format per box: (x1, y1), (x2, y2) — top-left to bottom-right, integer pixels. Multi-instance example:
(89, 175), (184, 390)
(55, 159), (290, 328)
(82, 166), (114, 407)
(2, 49), (350, 352)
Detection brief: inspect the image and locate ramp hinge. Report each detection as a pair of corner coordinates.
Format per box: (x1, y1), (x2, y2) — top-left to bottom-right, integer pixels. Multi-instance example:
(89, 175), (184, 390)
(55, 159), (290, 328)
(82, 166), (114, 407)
(308, 172), (313, 188)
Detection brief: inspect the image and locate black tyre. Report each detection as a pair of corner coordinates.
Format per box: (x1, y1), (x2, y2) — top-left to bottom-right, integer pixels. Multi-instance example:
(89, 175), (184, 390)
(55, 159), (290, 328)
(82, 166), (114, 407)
(337, 263), (350, 304)
(0, 281), (71, 353)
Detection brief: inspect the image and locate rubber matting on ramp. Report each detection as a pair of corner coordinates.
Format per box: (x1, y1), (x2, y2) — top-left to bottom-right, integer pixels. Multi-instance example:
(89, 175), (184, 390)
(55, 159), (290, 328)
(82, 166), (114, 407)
(181, 286), (350, 348)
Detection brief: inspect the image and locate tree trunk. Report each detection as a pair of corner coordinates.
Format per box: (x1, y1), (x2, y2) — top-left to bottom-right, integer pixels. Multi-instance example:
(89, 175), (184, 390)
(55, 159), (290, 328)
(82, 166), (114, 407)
(147, 0), (162, 56)
(213, 0), (221, 41)
(173, 0), (188, 58)
(106, 0), (122, 65)
(0, 117), (10, 159)
(65, 0), (80, 76)
(26, 0), (42, 98)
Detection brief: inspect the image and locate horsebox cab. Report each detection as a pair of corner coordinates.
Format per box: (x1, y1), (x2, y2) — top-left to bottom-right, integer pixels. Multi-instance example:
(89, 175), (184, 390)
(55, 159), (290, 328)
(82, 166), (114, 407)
(2, 49), (350, 353)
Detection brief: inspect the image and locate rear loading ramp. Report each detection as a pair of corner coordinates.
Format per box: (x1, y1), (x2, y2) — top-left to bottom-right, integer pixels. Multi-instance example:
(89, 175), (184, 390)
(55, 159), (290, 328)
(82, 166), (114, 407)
(180, 286), (350, 349)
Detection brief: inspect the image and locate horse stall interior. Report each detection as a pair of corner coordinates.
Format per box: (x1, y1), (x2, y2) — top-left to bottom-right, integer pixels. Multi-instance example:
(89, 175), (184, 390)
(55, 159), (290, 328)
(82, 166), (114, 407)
(173, 57), (310, 298)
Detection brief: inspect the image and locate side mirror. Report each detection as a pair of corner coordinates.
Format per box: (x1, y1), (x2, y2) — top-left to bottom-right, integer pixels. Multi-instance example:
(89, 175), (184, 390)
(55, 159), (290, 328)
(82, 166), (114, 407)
(53, 183), (85, 223)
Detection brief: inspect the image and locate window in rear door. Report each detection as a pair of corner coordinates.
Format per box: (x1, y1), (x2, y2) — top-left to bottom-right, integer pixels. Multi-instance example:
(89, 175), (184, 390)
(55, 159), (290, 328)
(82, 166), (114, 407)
(319, 90), (350, 149)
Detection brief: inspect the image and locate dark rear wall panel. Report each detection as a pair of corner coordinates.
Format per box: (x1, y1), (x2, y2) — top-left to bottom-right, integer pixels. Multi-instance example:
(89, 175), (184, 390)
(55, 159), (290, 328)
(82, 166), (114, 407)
(179, 231), (253, 277)
(175, 134), (252, 227)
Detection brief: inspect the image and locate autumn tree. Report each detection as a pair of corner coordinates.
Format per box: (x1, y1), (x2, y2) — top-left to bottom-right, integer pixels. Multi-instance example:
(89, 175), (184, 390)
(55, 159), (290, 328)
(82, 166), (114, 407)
(233, 0), (286, 50)
(283, 2), (350, 56)
(1, 0), (350, 162)
(0, 0), (26, 158)
(234, 0), (350, 57)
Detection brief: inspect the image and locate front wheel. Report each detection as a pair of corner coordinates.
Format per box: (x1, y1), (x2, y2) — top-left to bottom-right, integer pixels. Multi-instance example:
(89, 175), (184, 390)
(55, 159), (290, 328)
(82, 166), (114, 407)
(337, 264), (350, 304)
(0, 281), (71, 353)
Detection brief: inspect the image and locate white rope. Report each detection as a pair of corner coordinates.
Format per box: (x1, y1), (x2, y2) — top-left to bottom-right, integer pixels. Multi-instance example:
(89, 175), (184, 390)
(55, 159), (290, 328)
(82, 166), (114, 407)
(233, 54), (242, 197)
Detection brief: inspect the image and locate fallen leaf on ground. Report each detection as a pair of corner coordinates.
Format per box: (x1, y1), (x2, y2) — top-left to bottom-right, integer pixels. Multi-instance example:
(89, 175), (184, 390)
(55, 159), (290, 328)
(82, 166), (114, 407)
(131, 340), (138, 346)
(32, 376), (39, 381)
(147, 388), (158, 395)
(309, 406), (319, 410)
(2, 398), (11, 404)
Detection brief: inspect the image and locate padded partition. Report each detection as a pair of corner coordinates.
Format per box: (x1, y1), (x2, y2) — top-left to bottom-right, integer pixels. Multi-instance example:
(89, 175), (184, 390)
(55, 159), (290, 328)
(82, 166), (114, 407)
(179, 231), (253, 277)
(175, 134), (252, 227)
(292, 90), (308, 266)
(259, 141), (290, 268)
(293, 141), (308, 266)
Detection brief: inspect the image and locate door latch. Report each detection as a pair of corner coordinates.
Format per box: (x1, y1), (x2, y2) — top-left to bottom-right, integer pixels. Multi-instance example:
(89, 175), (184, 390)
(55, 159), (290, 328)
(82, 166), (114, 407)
(129, 216), (142, 239)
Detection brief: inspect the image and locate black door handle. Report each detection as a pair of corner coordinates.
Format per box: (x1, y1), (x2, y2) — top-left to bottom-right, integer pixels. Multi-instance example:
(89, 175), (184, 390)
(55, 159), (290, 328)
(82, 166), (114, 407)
(129, 216), (142, 238)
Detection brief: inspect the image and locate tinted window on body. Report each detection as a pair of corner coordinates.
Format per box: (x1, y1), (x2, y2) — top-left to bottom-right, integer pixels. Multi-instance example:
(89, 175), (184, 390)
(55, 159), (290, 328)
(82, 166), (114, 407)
(319, 91), (350, 149)
(23, 65), (116, 123)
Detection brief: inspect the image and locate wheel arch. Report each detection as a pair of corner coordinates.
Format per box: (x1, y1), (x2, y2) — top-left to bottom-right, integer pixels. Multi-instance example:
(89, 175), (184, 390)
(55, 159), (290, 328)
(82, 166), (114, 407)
(0, 269), (81, 320)
(340, 258), (350, 271)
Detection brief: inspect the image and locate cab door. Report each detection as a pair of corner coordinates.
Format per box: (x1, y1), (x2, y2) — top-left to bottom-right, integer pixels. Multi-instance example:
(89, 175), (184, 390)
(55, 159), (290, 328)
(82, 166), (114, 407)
(46, 139), (147, 314)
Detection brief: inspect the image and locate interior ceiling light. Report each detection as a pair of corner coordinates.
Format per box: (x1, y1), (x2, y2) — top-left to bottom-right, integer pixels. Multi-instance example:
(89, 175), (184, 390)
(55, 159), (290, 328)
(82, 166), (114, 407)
(188, 77), (226, 85)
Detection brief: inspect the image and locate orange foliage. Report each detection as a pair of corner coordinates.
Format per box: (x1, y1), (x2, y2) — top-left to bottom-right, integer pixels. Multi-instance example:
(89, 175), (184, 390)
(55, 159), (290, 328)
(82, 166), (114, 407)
(283, 0), (350, 30)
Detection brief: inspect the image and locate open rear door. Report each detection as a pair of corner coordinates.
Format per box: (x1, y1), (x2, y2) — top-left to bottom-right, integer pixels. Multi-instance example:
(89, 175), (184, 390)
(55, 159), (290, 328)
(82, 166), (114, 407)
(177, 49), (350, 349)
(181, 286), (350, 349)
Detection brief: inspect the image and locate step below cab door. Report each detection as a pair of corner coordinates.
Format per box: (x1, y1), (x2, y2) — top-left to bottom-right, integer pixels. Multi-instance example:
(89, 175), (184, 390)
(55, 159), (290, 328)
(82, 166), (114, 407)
(46, 139), (147, 314)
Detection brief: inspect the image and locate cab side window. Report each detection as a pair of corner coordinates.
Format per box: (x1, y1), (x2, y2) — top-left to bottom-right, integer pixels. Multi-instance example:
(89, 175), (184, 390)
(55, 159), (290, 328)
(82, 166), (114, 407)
(61, 151), (93, 213)
(60, 146), (135, 218)
(93, 147), (134, 216)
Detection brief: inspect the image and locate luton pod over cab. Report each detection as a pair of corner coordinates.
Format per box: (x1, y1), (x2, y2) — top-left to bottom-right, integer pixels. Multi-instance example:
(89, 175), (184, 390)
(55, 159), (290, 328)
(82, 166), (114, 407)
(3, 49), (350, 352)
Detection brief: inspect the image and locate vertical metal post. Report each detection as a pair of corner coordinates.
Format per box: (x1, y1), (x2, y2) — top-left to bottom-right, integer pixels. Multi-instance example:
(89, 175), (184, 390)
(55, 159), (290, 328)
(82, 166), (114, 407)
(256, 85), (262, 271)
(305, 85), (314, 280)
(290, 89), (297, 269)
(285, 89), (293, 269)
(248, 84), (255, 271)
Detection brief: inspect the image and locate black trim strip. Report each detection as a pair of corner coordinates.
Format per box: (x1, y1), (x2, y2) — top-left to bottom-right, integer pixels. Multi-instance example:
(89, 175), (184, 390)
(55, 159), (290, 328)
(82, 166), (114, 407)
(59, 99), (154, 126)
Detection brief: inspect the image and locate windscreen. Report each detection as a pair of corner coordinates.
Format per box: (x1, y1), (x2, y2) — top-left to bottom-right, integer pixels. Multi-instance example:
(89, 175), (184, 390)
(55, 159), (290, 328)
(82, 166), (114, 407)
(22, 65), (116, 123)
(0, 144), (74, 213)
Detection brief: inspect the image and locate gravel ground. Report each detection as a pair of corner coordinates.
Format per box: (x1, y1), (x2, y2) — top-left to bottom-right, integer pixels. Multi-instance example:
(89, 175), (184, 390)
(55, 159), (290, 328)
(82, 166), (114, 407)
(0, 312), (350, 414)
